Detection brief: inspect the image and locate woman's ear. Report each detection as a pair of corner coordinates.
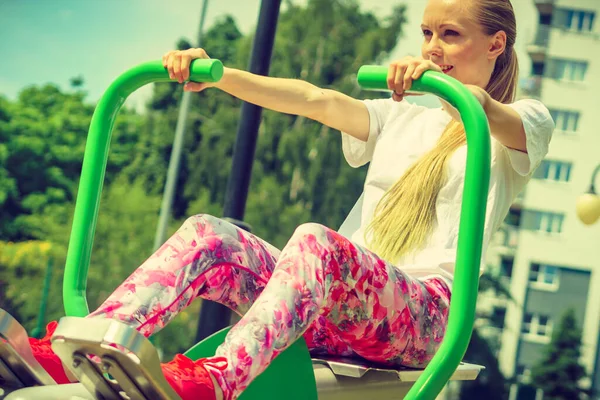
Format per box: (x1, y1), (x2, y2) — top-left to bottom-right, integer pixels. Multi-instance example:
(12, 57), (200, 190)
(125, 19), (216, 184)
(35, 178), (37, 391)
(488, 31), (507, 60)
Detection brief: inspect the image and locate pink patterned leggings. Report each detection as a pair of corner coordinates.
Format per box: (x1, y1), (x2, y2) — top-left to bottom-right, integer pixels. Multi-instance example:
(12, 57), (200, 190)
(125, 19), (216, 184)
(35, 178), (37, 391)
(89, 215), (451, 399)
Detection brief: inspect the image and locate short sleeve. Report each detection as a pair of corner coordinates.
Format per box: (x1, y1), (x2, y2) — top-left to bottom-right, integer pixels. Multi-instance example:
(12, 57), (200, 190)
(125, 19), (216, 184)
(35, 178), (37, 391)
(341, 98), (395, 167)
(505, 99), (555, 176)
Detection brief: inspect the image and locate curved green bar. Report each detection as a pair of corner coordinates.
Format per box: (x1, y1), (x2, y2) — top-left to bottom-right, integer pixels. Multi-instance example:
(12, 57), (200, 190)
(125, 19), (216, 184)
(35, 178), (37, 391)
(357, 65), (491, 400)
(63, 59), (223, 317)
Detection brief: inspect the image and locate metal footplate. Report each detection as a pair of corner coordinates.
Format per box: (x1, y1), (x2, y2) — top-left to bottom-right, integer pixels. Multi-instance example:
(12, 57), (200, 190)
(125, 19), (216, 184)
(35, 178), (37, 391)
(51, 317), (181, 400)
(311, 356), (484, 400)
(0, 309), (56, 395)
(312, 355), (483, 380)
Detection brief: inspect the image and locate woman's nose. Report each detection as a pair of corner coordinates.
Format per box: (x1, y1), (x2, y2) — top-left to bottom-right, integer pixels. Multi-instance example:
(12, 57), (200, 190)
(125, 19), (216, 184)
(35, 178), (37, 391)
(425, 35), (443, 58)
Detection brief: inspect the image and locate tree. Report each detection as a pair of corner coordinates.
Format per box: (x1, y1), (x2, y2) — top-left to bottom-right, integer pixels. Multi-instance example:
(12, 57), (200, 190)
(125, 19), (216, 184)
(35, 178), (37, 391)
(0, 241), (65, 329)
(531, 308), (590, 400)
(70, 75), (85, 89)
(0, 84), (145, 241)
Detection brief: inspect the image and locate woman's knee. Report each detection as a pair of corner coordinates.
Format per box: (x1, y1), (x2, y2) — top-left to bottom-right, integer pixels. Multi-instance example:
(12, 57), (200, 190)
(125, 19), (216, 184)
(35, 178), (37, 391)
(183, 214), (249, 243)
(288, 223), (331, 246)
(185, 213), (221, 226)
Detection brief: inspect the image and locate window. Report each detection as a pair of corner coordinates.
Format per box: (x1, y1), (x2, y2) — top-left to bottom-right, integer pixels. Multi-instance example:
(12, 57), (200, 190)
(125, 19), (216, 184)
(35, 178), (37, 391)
(490, 307), (507, 329)
(549, 109), (580, 132)
(532, 61), (545, 76)
(546, 58), (588, 81)
(522, 312), (553, 338)
(500, 256), (514, 279)
(554, 8), (596, 32)
(522, 210), (565, 233)
(540, 14), (552, 26)
(516, 364), (531, 379)
(499, 226), (519, 248)
(529, 263), (560, 286)
(538, 315), (552, 336)
(533, 159), (573, 182)
(522, 314), (532, 332)
(505, 208), (522, 227)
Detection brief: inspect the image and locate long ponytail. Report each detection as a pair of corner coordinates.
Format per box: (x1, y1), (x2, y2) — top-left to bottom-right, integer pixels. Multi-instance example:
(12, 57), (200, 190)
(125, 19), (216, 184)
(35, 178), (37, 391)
(366, 0), (519, 263)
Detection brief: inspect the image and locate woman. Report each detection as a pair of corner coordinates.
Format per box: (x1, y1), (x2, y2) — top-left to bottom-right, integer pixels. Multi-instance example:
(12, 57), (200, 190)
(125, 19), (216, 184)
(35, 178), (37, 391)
(15, 0), (554, 399)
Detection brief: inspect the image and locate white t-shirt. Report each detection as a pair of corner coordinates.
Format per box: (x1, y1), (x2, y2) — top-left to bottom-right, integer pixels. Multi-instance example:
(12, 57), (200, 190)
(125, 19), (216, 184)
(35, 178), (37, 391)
(341, 97), (555, 287)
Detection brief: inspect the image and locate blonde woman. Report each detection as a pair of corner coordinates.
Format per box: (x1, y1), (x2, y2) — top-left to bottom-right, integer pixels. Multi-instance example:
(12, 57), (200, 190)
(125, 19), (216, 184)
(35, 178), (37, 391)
(16, 0), (554, 399)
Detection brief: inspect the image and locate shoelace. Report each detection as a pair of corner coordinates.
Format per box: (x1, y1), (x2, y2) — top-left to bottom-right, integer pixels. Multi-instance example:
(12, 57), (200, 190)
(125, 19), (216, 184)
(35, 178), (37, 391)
(163, 354), (228, 380)
(29, 321), (58, 357)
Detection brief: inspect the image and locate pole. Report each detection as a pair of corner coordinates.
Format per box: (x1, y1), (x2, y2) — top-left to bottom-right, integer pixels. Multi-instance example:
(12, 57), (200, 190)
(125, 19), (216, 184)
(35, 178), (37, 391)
(195, 0), (282, 342)
(588, 163), (600, 194)
(153, 0), (210, 251)
(31, 259), (53, 339)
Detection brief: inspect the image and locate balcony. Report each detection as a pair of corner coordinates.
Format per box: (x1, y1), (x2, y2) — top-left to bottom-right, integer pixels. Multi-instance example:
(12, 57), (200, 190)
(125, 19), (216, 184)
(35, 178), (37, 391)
(491, 225), (520, 253)
(518, 75), (543, 100)
(502, 226), (519, 248)
(534, 0), (554, 16)
(527, 24), (551, 62)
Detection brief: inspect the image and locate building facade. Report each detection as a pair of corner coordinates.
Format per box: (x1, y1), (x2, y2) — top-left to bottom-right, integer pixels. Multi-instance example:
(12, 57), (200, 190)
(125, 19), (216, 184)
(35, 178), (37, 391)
(479, 1), (600, 399)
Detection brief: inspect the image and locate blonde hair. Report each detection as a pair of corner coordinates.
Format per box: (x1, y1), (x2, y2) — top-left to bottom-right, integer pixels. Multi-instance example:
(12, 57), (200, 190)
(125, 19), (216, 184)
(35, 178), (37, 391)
(366, 0), (519, 263)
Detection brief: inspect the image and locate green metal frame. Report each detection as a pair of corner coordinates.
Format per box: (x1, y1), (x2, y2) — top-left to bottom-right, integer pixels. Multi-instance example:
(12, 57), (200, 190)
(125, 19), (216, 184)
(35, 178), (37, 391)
(61, 61), (490, 400)
(357, 65), (491, 399)
(62, 59), (223, 317)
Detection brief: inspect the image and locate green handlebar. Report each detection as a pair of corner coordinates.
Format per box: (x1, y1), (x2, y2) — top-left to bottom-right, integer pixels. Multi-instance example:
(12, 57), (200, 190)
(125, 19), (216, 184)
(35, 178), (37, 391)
(357, 65), (391, 90)
(357, 66), (491, 400)
(63, 59), (223, 318)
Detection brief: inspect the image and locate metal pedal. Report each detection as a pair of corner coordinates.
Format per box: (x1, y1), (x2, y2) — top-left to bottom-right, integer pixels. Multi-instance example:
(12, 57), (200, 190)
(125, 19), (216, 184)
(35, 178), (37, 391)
(312, 355), (484, 381)
(51, 317), (181, 400)
(310, 355), (484, 400)
(0, 309), (56, 389)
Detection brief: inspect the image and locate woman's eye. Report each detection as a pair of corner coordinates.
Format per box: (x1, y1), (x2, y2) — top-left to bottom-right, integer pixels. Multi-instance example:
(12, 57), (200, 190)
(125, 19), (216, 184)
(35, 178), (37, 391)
(445, 30), (459, 36)
(422, 29), (432, 37)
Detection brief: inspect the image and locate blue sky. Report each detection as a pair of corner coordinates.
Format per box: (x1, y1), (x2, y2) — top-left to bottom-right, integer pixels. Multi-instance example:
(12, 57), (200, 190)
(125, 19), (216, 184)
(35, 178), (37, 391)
(0, 0), (537, 111)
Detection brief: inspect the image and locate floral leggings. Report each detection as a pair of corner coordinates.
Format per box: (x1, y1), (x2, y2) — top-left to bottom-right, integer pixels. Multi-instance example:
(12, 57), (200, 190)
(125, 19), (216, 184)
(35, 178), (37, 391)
(88, 214), (451, 400)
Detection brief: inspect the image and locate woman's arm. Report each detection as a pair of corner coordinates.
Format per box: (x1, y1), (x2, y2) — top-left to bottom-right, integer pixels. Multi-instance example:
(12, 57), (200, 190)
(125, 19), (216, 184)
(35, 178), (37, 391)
(163, 48), (370, 142)
(483, 97), (528, 152)
(441, 85), (527, 152)
(216, 68), (370, 141)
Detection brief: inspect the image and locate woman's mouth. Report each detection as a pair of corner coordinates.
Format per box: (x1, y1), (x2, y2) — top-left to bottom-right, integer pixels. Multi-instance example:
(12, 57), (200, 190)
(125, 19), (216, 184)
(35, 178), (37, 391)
(440, 65), (454, 74)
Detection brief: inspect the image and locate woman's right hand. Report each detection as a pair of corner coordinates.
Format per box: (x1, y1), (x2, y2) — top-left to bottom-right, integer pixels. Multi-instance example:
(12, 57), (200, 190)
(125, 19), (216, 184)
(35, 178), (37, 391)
(162, 48), (215, 92)
(387, 56), (442, 102)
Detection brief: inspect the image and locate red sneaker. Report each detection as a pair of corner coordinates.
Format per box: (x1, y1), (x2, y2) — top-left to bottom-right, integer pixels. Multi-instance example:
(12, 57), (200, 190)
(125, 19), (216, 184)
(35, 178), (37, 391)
(161, 354), (228, 400)
(29, 321), (72, 384)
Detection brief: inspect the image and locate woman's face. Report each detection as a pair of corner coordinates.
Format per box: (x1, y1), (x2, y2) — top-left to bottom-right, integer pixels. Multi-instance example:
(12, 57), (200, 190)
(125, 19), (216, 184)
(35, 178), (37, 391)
(420, 0), (505, 88)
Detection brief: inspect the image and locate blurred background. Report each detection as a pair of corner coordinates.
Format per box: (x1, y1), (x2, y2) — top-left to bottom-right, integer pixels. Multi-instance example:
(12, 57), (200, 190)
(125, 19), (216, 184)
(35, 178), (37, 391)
(0, 1), (599, 399)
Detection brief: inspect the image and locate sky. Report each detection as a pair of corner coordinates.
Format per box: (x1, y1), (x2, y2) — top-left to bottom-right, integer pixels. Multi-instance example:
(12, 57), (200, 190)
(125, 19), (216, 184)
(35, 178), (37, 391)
(0, 0), (538, 111)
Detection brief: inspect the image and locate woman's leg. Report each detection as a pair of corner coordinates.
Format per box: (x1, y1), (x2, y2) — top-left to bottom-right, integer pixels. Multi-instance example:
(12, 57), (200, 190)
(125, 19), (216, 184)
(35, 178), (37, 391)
(88, 214), (281, 337)
(87, 214), (354, 358)
(204, 223), (450, 399)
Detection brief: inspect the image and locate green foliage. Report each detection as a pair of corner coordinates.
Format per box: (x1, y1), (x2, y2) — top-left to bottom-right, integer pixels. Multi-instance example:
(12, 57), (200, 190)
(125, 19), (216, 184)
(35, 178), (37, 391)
(0, 84), (145, 241)
(0, 241), (66, 329)
(531, 308), (590, 400)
